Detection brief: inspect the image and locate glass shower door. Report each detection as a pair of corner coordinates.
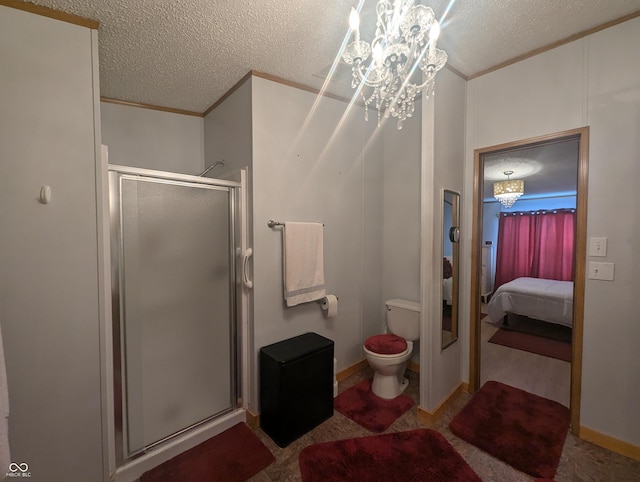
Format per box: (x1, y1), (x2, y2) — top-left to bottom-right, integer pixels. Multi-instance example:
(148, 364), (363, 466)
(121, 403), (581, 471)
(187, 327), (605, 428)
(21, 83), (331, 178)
(112, 173), (237, 458)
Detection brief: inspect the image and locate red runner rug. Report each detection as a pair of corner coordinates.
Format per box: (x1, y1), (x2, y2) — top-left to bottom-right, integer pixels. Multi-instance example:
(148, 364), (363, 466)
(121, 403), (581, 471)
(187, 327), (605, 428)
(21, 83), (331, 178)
(489, 328), (572, 361)
(333, 378), (414, 432)
(299, 428), (481, 482)
(450, 381), (569, 479)
(140, 422), (274, 482)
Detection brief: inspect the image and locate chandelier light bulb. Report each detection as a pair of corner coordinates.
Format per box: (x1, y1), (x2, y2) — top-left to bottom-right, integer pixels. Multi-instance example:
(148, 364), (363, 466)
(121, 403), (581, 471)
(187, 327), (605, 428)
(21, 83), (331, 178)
(429, 20), (441, 41)
(373, 43), (384, 63)
(349, 8), (360, 41)
(428, 20), (440, 58)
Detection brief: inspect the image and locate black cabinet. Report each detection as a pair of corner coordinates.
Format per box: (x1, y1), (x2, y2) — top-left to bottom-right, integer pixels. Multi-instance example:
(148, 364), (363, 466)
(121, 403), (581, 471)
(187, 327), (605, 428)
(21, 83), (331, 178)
(260, 332), (334, 447)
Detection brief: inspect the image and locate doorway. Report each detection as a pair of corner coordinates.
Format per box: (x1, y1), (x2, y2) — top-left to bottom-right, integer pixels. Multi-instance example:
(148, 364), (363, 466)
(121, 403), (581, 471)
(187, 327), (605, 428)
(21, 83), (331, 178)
(469, 127), (589, 434)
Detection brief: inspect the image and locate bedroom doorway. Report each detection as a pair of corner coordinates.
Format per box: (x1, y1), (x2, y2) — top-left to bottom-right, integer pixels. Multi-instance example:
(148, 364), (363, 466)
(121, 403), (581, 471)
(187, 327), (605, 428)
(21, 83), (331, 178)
(469, 127), (589, 434)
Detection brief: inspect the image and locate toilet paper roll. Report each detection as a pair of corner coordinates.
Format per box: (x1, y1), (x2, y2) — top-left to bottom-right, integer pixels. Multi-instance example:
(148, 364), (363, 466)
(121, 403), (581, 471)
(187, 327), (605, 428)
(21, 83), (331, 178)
(320, 294), (338, 318)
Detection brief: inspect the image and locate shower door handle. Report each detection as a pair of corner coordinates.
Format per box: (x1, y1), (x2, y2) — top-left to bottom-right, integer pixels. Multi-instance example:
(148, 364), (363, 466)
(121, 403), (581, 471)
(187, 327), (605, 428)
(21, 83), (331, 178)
(242, 248), (253, 289)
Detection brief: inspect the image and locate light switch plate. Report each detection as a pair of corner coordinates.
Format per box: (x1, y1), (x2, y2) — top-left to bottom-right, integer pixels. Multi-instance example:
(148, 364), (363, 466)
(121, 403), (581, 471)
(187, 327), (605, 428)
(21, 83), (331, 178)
(589, 237), (607, 257)
(588, 262), (614, 280)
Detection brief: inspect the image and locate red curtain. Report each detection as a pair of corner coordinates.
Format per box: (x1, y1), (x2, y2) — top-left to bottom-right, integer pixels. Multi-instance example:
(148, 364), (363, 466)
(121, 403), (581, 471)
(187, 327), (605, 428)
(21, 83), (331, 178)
(494, 209), (575, 290)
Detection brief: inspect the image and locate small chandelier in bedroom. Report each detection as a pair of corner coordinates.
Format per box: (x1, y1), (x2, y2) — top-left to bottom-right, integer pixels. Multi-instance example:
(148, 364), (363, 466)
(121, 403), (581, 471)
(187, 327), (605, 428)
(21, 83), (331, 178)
(494, 171), (525, 209)
(342, 1), (448, 129)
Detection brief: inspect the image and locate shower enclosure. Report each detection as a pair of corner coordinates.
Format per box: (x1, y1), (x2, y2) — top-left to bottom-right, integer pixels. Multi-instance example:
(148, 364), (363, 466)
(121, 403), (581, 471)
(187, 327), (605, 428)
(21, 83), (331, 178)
(108, 165), (246, 468)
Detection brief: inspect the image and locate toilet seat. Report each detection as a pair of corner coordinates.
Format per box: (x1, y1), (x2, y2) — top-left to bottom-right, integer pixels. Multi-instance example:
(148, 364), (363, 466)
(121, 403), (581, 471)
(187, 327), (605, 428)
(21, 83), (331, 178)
(364, 334), (407, 356)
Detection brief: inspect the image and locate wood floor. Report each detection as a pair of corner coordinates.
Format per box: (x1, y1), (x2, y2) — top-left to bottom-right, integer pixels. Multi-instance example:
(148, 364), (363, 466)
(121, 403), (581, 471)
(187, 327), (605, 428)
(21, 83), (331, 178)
(480, 314), (571, 406)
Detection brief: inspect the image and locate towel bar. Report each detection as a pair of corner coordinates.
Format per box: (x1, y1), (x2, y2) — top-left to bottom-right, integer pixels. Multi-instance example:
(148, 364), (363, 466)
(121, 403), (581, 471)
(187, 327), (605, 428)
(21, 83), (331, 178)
(268, 219), (324, 227)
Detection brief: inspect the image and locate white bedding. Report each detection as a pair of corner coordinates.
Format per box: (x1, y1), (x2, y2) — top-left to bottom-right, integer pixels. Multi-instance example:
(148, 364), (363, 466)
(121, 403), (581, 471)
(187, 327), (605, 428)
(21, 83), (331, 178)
(443, 255), (453, 305)
(443, 277), (453, 305)
(487, 277), (574, 327)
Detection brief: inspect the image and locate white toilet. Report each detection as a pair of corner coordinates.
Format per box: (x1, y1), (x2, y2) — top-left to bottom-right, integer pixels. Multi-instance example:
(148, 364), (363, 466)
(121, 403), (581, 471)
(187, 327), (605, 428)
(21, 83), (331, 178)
(363, 299), (420, 400)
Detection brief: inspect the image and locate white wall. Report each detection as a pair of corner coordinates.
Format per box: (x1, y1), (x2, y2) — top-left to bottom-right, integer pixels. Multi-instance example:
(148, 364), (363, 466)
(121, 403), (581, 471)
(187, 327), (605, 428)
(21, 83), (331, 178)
(0, 7), (104, 481)
(581, 17), (640, 446)
(423, 68), (467, 410)
(463, 39), (588, 384)
(101, 101), (205, 174)
(204, 79), (255, 415)
(249, 76), (384, 410)
(481, 202), (503, 247)
(102, 74), (389, 421)
(382, 100), (422, 362)
(464, 17), (640, 446)
(204, 79), (253, 177)
(382, 102), (422, 303)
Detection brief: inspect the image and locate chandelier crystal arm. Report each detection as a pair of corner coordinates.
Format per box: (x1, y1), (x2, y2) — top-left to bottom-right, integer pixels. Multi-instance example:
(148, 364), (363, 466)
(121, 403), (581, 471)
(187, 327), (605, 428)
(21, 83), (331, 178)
(376, 1), (391, 39)
(342, 0), (447, 129)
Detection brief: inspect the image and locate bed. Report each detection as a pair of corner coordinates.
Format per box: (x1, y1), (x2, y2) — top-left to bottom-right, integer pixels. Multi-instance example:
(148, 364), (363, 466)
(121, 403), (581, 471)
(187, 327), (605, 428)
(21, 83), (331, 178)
(487, 277), (574, 328)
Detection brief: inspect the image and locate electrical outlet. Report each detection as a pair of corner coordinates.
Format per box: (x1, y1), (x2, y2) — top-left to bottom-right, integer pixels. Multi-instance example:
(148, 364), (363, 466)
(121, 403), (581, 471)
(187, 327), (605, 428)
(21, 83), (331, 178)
(589, 237), (607, 257)
(588, 262), (614, 280)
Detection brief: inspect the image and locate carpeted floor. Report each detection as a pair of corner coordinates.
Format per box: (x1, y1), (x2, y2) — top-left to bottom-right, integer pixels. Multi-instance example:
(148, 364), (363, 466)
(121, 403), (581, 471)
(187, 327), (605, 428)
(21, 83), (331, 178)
(247, 367), (640, 481)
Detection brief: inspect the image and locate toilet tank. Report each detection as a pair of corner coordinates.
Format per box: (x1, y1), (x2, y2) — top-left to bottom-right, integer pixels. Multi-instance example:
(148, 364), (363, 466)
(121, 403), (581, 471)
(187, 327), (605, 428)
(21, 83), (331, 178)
(385, 299), (421, 341)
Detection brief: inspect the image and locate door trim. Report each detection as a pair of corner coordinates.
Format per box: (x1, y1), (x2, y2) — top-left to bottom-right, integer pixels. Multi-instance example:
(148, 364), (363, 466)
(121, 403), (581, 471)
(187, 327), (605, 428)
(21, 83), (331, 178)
(469, 126), (589, 434)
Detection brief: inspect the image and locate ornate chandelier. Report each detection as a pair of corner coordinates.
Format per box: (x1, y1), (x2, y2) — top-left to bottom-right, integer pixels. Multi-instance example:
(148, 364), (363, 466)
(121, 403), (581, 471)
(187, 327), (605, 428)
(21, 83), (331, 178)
(493, 171), (525, 209)
(342, 1), (448, 129)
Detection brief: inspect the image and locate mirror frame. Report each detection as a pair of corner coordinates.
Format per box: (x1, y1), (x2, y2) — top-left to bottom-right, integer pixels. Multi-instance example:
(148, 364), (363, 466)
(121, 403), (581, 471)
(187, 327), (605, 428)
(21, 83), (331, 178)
(441, 189), (460, 349)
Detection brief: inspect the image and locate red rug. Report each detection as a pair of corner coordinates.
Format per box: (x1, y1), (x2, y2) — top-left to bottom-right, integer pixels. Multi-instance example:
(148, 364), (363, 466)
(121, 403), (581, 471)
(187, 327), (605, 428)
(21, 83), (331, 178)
(140, 423), (274, 482)
(450, 381), (569, 479)
(333, 378), (414, 432)
(299, 428), (481, 482)
(489, 328), (572, 361)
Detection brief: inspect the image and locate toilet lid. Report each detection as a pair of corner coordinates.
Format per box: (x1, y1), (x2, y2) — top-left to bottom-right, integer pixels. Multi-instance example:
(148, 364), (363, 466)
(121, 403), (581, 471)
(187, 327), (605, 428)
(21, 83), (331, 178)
(365, 334), (407, 355)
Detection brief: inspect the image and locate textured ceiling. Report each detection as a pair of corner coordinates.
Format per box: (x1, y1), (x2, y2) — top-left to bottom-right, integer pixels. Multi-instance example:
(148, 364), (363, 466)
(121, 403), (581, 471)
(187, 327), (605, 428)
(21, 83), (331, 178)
(483, 140), (580, 202)
(28, 0), (640, 113)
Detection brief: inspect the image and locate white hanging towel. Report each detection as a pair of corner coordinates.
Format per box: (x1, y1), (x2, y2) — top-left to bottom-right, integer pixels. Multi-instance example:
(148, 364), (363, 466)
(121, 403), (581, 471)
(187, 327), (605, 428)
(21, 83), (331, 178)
(0, 322), (9, 476)
(283, 222), (326, 307)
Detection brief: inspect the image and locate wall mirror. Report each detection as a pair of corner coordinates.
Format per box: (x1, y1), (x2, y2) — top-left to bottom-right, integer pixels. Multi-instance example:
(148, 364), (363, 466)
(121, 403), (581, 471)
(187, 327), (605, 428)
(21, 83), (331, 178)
(442, 189), (460, 349)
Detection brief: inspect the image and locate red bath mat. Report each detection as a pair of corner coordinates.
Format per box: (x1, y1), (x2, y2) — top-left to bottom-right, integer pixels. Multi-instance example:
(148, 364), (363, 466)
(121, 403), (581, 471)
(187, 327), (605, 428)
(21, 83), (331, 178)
(450, 380), (569, 479)
(333, 378), (414, 432)
(140, 422), (274, 482)
(299, 428), (481, 481)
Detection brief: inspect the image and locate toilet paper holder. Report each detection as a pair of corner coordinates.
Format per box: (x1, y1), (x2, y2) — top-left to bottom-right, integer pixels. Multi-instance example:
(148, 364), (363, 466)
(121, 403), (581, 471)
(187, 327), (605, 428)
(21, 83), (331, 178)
(318, 295), (338, 306)
(319, 295), (339, 318)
